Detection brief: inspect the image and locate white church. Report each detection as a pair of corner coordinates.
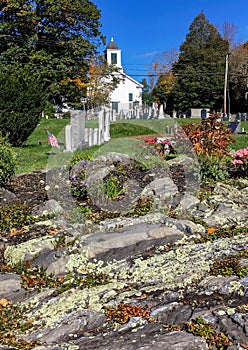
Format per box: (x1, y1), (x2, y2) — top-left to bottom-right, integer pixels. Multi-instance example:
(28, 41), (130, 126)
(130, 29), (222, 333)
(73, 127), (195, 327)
(104, 38), (143, 113)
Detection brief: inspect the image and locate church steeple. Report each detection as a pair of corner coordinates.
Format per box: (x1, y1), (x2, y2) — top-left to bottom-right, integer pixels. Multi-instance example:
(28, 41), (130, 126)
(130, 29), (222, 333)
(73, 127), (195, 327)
(104, 38), (122, 70)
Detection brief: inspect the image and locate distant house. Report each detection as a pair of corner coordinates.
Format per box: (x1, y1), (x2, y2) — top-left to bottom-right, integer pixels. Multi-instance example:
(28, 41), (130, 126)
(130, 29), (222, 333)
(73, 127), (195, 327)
(104, 38), (143, 113)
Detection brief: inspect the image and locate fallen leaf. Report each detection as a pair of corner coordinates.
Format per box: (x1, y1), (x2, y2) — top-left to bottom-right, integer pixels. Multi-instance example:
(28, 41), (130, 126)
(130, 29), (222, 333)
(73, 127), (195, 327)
(0, 298), (9, 307)
(48, 229), (59, 235)
(10, 228), (18, 236)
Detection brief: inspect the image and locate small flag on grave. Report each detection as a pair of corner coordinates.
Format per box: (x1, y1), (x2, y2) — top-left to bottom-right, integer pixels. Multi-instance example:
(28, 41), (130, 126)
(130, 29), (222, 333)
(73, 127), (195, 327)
(47, 130), (59, 147)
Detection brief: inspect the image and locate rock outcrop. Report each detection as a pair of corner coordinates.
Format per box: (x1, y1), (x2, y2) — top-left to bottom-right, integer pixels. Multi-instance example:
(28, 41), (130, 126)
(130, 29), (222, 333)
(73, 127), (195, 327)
(0, 155), (248, 350)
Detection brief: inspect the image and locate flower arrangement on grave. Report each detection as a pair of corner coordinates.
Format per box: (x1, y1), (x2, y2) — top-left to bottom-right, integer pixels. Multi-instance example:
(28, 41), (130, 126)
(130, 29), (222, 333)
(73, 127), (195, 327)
(144, 137), (173, 157)
(129, 137), (176, 170)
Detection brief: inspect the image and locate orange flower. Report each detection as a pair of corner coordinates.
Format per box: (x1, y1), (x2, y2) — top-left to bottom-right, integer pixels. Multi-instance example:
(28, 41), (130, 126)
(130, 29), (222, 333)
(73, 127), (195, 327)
(208, 227), (217, 234)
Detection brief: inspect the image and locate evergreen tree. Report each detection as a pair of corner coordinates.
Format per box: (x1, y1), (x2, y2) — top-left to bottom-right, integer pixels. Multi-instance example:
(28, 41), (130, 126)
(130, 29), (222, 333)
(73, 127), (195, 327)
(229, 41), (248, 112)
(0, 67), (46, 146)
(171, 13), (229, 111)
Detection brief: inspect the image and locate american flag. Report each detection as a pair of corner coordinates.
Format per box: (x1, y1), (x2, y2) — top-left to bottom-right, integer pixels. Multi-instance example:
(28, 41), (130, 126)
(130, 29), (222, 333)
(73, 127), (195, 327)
(47, 130), (59, 147)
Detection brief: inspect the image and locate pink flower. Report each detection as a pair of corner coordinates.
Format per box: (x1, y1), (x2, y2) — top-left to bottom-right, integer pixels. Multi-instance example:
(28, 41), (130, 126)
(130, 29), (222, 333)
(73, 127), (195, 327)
(145, 155), (150, 159)
(232, 147), (248, 159)
(232, 159), (243, 165)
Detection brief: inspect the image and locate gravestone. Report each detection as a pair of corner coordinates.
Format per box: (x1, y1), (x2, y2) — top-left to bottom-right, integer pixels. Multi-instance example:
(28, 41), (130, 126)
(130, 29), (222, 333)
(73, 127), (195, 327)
(227, 121), (241, 134)
(70, 110), (85, 149)
(236, 113), (241, 121)
(222, 113), (229, 121)
(241, 113), (248, 121)
(201, 109), (207, 119)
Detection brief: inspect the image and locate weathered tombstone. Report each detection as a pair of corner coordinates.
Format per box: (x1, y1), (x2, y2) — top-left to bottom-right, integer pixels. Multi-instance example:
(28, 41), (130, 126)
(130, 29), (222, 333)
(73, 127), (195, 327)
(222, 113), (229, 121)
(158, 105), (165, 119)
(148, 107), (152, 119)
(227, 121), (241, 134)
(241, 113), (247, 122)
(70, 110), (85, 149)
(235, 113), (241, 121)
(93, 128), (99, 145)
(201, 109), (207, 119)
(104, 111), (110, 141)
(65, 124), (72, 151)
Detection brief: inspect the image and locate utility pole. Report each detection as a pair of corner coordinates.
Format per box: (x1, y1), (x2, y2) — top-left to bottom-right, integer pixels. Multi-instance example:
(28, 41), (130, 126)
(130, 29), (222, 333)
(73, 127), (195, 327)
(223, 53), (229, 115)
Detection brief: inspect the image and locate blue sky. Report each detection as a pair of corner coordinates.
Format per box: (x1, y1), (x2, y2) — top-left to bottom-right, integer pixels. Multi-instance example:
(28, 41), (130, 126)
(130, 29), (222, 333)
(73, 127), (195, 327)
(93, 0), (248, 81)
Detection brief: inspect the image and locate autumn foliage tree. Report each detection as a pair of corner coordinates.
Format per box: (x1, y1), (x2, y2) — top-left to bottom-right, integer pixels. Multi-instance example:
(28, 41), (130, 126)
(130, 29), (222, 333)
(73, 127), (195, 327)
(71, 55), (121, 109)
(0, 0), (104, 104)
(148, 49), (178, 106)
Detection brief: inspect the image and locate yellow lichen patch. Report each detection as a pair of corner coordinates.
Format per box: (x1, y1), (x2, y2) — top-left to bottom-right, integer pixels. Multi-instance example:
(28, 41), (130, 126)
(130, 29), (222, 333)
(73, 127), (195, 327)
(19, 234), (248, 331)
(4, 236), (56, 265)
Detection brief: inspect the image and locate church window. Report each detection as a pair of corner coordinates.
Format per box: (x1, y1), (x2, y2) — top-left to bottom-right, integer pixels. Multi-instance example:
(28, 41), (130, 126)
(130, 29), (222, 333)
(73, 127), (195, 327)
(111, 53), (117, 64)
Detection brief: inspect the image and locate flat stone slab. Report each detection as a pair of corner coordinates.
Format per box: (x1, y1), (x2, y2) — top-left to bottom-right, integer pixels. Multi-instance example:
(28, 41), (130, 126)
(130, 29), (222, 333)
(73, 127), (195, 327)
(81, 223), (184, 260)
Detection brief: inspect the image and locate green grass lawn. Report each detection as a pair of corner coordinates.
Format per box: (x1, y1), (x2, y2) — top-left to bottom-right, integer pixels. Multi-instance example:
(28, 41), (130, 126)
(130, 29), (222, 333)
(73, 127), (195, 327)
(13, 117), (248, 174)
(14, 118), (70, 174)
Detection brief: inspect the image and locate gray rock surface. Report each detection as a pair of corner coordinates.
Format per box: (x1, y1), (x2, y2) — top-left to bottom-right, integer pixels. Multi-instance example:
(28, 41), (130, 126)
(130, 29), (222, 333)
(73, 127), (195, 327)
(0, 162), (248, 350)
(0, 187), (17, 206)
(32, 199), (64, 216)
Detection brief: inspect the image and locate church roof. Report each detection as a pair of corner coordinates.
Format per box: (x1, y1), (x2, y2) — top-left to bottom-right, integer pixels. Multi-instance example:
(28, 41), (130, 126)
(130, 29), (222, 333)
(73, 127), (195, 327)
(106, 37), (119, 50)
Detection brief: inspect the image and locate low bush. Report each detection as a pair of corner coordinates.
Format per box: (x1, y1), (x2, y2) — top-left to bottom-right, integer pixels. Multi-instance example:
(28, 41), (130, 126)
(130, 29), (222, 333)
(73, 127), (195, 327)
(183, 114), (234, 156)
(0, 203), (31, 233)
(0, 134), (15, 186)
(198, 154), (230, 183)
(182, 114), (234, 182)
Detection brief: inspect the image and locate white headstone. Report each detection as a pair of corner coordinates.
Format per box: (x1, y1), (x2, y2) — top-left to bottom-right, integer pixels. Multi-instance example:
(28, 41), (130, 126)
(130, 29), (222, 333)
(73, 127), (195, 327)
(104, 111), (110, 141)
(158, 105), (165, 119)
(65, 125), (72, 152)
(70, 110), (85, 149)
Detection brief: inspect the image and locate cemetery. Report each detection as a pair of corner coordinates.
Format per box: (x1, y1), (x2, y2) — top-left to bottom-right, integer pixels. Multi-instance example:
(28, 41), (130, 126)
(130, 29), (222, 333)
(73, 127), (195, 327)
(0, 13), (248, 350)
(0, 110), (248, 349)
(64, 106), (248, 152)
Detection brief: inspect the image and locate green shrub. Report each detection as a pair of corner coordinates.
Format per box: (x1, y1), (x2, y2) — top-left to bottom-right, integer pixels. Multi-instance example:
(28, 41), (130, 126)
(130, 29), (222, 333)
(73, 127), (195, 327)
(0, 135), (15, 186)
(184, 317), (232, 349)
(102, 173), (127, 200)
(198, 154), (230, 183)
(0, 203), (31, 233)
(0, 68), (47, 146)
(70, 149), (95, 168)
